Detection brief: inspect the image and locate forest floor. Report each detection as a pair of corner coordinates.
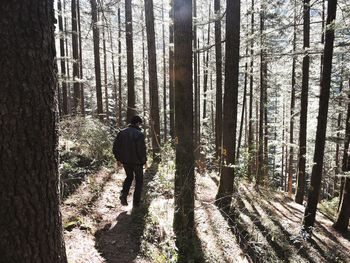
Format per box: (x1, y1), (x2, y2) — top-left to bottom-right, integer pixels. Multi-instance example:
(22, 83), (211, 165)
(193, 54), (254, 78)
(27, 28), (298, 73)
(61, 159), (350, 263)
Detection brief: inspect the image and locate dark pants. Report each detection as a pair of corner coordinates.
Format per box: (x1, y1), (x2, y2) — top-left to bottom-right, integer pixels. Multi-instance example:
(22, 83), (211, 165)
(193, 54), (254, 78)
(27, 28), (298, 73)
(121, 164), (143, 205)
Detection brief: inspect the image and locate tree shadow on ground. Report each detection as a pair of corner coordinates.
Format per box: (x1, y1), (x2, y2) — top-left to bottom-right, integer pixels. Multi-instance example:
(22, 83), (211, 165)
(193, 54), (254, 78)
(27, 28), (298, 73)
(94, 163), (158, 263)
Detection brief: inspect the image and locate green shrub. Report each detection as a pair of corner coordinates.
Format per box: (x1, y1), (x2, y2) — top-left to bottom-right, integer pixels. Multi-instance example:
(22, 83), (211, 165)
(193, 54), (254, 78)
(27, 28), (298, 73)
(60, 116), (114, 164)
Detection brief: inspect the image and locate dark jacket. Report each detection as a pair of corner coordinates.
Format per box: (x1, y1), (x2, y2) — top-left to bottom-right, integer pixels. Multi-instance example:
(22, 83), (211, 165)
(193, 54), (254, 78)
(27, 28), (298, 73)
(113, 125), (147, 165)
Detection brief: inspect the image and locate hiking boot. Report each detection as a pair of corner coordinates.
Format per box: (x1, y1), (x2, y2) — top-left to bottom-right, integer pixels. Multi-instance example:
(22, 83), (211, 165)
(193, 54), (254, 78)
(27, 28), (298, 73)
(119, 195), (128, 206)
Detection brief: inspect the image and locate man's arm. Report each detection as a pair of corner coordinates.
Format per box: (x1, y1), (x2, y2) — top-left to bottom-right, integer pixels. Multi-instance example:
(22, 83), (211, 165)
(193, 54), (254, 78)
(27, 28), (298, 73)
(136, 133), (147, 165)
(112, 132), (121, 160)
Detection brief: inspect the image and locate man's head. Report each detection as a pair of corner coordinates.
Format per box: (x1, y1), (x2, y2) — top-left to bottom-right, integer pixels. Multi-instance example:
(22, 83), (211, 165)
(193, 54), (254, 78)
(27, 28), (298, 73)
(130, 115), (143, 126)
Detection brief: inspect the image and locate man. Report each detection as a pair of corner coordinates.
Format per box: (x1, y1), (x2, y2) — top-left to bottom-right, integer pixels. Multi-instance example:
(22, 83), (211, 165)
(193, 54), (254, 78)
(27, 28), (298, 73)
(113, 116), (147, 207)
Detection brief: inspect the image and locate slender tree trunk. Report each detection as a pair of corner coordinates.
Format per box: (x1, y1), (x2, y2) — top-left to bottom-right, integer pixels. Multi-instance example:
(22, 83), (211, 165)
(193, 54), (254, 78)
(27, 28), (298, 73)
(72, 0), (80, 114)
(237, 47), (249, 161)
(288, 0), (297, 196)
(58, 0), (68, 116)
(64, 0), (72, 114)
(145, 0), (161, 160)
(103, 21), (109, 121)
(108, 24), (118, 123)
(118, 7), (122, 126)
(302, 0), (337, 231)
(295, 0), (310, 204)
(173, 0), (195, 259)
(142, 9), (147, 120)
(214, 0), (223, 160)
(125, 0), (136, 122)
(0, 2), (67, 261)
(202, 4), (211, 121)
(248, 0), (255, 179)
(169, 0), (175, 139)
(282, 99), (285, 189)
(334, 56), (344, 195)
(257, 0), (266, 186)
(197, 38), (201, 147)
(77, 0), (85, 116)
(215, 0), (240, 211)
(162, 0), (167, 142)
(90, 0), (103, 119)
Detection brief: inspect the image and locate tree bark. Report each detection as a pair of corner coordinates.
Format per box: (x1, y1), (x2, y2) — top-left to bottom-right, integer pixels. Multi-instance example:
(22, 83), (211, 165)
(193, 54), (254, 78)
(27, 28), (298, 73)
(125, 0), (136, 122)
(145, 0), (161, 161)
(77, 0), (85, 116)
(302, 0), (337, 231)
(173, 0), (195, 259)
(162, 0), (167, 142)
(72, 0), (80, 114)
(214, 0), (223, 160)
(333, 79), (350, 233)
(288, 0), (297, 196)
(295, 0), (310, 204)
(103, 20), (109, 121)
(169, 0), (175, 139)
(0, 1), (67, 261)
(58, 0), (68, 115)
(118, 7), (123, 126)
(90, 0), (103, 119)
(215, 0), (240, 210)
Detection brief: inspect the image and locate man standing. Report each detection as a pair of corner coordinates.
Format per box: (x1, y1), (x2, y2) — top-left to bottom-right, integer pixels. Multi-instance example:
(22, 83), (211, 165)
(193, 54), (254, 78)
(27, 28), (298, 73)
(113, 116), (147, 207)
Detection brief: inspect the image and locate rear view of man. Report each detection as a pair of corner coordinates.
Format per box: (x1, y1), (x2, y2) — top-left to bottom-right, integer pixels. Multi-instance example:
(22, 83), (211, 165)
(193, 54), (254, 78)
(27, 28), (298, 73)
(113, 116), (147, 207)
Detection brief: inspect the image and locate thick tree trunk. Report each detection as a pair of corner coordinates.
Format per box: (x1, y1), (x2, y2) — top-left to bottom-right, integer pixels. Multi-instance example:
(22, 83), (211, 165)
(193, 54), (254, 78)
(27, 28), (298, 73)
(295, 0), (310, 204)
(302, 0), (337, 231)
(214, 0), (223, 160)
(72, 0), (80, 114)
(58, 0), (68, 115)
(145, 0), (161, 161)
(173, 0), (195, 259)
(333, 79), (350, 233)
(215, 0), (240, 210)
(125, 0), (136, 122)
(0, 1), (67, 261)
(90, 0), (103, 119)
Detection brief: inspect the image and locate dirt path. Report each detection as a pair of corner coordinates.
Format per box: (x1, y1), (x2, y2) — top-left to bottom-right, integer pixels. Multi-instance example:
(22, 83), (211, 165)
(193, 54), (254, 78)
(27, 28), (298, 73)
(62, 166), (155, 263)
(62, 165), (350, 263)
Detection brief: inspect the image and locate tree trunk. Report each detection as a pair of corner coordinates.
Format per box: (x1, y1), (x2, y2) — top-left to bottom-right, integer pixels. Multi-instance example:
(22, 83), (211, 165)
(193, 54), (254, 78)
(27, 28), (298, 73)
(109, 25), (118, 124)
(0, 2), (67, 261)
(193, 0), (199, 150)
(169, 0), (175, 139)
(72, 0), (80, 114)
(247, 0), (255, 179)
(257, 0), (266, 186)
(215, 0), (240, 211)
(333, 79), (350, 233)
(125, 0), (136, 122)
(173, 0), (195, 259)
(202, 4), (211, 121)
(162, 0), (167, 142)
(118, 7), (123, 126)
(103, 21), (109, 121)
(288, 0), (297, 196)
(145, 0), (161, 161)
(58, 0), (68, 116)
(302, 0), (337, 231)
(295, 0), (310, 204)
(77, 0), (85, 116)
(90, 0), (103, 119)
(214, 0), (223, 160)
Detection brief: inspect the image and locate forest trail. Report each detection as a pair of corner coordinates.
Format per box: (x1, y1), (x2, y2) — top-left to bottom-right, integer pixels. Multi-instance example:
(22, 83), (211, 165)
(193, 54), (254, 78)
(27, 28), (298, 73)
(61, 164), (350, 263)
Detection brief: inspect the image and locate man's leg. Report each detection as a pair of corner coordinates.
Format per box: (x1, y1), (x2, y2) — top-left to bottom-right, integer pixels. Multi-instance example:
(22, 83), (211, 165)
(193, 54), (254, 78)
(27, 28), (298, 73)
(133, 165), (144, 206)
(120, 164), (134, 205)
